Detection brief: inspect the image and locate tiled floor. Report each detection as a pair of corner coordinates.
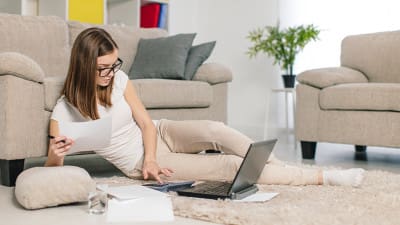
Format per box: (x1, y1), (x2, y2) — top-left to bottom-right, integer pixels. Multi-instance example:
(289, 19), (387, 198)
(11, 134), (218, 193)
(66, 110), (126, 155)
(273, 133), (400, 174)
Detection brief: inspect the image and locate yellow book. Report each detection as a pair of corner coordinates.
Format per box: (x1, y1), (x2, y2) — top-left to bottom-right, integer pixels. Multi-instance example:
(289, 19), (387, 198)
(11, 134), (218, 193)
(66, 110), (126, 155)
(69, 0), (104, 24)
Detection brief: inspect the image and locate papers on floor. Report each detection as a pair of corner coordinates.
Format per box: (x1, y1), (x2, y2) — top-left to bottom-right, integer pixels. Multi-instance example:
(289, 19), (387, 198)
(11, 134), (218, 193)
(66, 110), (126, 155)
(107, 197), (174, 222)
(58, 117), (112, 154)
(234, 192), (279, 202)
(101, 185), (174, 223)
(101, 185), (167, 200)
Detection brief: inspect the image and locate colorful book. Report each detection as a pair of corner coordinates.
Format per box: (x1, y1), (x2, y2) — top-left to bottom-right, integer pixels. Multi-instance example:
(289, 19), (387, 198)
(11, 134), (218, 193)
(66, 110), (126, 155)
(142, 181), (195, 192)
(140, 3), (161, 28)
(68, 0), (104, 24)
(157, 3), (168, 29)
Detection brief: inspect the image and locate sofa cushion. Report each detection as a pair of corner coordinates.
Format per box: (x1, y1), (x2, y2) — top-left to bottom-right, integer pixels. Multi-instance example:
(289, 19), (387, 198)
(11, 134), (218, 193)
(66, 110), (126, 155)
(320, 83), (400, 112)
(0, 52), (45, 83)
(297, 67), (368, 89)
(44, 78), (213, 111)
(132, 79), (212, 108)
(184, 41), (216, 80)
(128, 33), (196, 80)
(15, 166), (95, 209)
(44, 76), (65, 111)
(0, 13), (69, 77)
(68, 21), (168, 74)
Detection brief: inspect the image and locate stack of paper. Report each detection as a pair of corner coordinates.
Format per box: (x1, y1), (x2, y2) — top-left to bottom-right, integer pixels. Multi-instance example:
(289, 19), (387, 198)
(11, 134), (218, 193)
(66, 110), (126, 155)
(102, 185), (167, 200)
(100, 185), (174, 222)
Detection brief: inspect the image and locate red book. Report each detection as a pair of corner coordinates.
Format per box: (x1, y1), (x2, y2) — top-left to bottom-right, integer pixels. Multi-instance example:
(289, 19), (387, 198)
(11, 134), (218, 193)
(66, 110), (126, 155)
(140, 3), (161, 28)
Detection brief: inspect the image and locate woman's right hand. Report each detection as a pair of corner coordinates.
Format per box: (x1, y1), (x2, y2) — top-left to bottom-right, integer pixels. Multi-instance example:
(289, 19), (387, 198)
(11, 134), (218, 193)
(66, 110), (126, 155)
(48, 136), (74, 159)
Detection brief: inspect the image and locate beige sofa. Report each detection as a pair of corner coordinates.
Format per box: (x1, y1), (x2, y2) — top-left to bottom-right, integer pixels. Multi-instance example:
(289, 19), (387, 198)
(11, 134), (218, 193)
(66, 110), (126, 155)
(0, 13), (232, 186)
(295, 30), (400, 159)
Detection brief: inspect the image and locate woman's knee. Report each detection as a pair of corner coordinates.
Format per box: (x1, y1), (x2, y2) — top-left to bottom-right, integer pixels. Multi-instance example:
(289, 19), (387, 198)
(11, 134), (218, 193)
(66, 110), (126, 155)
(202, 120), (227, 139)
(221, 155), (242, 179)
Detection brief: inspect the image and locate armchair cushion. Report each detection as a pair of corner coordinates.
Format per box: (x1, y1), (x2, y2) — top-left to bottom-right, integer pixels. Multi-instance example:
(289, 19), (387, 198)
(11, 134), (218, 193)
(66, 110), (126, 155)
(15, 166), (95, 209)
(184, 41), (216, 80)
(297, 67), (368, 89)
(193, 63), (233, 85)
(128, 33), (196, 80)
(320, 83), (400, 112)
(0, 52), (45, 83)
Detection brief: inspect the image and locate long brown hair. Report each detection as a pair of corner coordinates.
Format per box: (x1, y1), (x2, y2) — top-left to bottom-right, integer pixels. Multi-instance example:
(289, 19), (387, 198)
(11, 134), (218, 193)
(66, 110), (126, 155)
(62, 27), (118, 120)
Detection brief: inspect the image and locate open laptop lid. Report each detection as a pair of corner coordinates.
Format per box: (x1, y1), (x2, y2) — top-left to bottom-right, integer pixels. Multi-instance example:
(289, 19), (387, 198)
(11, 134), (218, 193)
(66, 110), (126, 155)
(228, 139), (277, 196)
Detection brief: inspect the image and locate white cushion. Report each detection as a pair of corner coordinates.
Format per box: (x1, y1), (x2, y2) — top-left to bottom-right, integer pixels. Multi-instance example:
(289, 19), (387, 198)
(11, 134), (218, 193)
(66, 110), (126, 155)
(15, 166), (95, 209)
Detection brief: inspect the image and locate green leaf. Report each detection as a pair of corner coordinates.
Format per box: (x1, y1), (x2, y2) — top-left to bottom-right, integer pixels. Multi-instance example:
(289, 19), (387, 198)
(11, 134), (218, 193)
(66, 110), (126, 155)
(246, 24), (320, 75)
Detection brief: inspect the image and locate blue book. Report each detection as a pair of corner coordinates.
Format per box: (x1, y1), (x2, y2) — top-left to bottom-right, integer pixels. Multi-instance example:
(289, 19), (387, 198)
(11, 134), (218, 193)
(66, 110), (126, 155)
(142, 181), (195, 192)
(157, 3), (168, 29)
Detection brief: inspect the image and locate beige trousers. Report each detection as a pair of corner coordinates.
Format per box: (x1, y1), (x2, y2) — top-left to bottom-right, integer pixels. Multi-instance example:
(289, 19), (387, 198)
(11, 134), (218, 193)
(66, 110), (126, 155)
(132, 119), (319, 185)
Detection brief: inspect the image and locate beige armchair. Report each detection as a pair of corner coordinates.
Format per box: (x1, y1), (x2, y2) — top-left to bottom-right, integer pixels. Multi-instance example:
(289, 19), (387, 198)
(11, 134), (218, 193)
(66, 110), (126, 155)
(295, 30), (400, 159)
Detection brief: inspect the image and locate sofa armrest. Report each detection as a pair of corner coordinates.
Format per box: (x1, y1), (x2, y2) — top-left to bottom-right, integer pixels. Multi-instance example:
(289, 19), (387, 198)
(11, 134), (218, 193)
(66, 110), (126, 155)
(0, 52), (45, 83)
(297, 67), (368, 89)
(192, 63), (233, 85)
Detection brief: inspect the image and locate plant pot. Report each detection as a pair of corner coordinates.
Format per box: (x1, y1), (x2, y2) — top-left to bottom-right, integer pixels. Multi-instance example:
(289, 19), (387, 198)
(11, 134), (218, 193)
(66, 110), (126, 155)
(281, 74), (296, 88)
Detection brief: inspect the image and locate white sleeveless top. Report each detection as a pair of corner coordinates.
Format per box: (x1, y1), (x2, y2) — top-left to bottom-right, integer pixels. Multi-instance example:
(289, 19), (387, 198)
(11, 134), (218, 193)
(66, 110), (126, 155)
(51, 71), (144, 175)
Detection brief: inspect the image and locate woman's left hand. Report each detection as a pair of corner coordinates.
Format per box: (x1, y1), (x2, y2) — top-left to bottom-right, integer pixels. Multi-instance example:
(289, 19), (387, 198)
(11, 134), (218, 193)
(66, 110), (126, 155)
(142, 160), (173, 183)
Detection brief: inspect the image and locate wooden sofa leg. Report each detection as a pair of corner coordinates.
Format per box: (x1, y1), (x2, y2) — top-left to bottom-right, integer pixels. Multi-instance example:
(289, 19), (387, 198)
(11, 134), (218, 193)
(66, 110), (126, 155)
(355, 145), (367, 153)
(0, 159), (25, 187)
(301, 141), (317, 159)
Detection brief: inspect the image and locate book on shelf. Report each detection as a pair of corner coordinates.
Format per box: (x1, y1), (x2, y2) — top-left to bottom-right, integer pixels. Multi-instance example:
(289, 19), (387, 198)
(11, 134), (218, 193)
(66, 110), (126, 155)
(140, 3), (160, 28)
(157, 3), (168, 29)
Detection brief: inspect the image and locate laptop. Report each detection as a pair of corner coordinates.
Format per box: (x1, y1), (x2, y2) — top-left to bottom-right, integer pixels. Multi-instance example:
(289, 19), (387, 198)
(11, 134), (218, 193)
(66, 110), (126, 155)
(176, 139), (277, 200)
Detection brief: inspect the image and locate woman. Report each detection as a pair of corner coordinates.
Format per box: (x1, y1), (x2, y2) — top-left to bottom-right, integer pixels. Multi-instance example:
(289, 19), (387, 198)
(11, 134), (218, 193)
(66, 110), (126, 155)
(45, 27), (364, 187)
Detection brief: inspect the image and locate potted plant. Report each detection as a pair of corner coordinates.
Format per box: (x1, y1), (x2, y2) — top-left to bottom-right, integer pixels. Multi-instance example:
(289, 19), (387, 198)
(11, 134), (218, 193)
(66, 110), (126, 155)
(247, 24), (320, 88)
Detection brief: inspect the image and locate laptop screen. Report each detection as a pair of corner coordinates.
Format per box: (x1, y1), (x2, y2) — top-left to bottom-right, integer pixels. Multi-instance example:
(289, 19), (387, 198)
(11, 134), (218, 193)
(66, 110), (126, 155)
(228, 139), (277, 195)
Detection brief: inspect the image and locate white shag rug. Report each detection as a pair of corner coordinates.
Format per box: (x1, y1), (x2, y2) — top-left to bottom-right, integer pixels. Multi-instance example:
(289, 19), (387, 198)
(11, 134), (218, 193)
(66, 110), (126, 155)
(94, 169), (400, 225)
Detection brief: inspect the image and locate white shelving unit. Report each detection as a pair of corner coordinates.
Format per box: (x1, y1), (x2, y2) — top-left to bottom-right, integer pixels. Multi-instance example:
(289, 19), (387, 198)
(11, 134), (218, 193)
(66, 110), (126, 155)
(38, 0), (107, 24)
(107, 0), (169, 29)
(0, 0), (37, 16)
(36, 0), (169, 28)
(38, 0), (68, 20)
(2, 0), (169, 29)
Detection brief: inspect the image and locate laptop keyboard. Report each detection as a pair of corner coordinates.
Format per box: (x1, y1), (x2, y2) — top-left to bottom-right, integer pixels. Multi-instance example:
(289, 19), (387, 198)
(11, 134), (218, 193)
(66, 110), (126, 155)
(192, 181), (231, 195)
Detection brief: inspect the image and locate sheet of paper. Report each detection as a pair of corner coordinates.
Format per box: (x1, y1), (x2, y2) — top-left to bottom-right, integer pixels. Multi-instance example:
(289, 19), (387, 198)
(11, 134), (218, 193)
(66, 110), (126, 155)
(58, 117), (112, 154)
(102, 185), (167, 200)
(234, 192), (279, 202)
(107, 197), (174, 223)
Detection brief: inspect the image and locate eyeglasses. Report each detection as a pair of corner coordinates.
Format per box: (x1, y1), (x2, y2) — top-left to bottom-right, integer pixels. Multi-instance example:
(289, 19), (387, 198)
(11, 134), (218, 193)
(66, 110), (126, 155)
(97, 58), (123, 77)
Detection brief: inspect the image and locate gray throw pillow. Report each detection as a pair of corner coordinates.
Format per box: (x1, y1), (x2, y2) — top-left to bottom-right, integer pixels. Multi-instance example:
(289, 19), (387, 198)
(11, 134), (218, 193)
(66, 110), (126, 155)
(129, 33), (196, 80)
(184, 41), (216, 80)
(15, 166), (95, 209)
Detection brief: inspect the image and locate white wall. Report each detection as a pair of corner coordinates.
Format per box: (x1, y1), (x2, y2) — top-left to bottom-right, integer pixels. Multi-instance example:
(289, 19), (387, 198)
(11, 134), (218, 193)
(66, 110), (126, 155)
(170, 0), (281, 140)
(168, 0), (199, 35)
